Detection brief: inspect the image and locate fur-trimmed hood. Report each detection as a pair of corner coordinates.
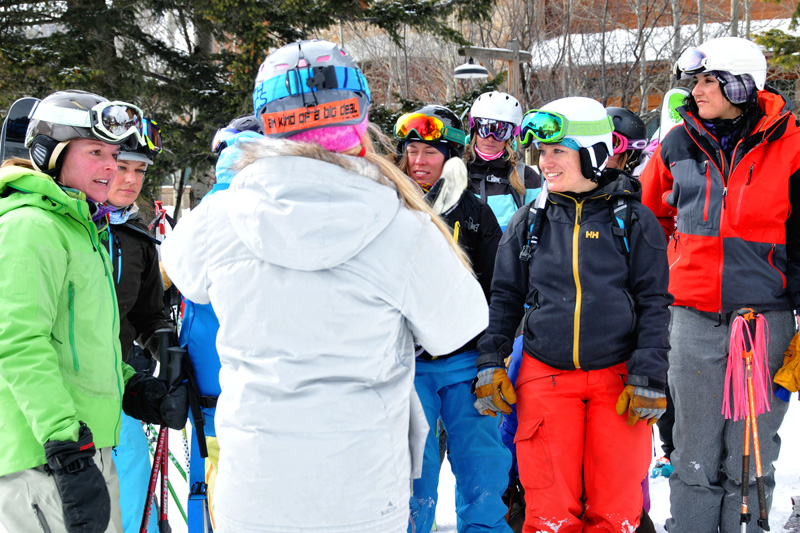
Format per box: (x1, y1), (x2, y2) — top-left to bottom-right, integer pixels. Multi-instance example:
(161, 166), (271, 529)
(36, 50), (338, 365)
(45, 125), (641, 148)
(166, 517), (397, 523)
(225, 137), (401, 271)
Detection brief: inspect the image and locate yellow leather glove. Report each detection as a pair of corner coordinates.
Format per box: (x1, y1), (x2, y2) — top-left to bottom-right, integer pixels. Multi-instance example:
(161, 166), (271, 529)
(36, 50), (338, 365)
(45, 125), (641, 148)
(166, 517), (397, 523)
(775, 332), (800, 393)
(472, 367), (517, 417)
(615, 385), (667, 426)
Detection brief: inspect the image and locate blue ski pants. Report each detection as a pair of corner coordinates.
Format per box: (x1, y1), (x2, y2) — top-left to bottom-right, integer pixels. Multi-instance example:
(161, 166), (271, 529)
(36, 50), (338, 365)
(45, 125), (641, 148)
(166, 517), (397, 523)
(408, 350), (512, 533)
(114, 413), (157, 532)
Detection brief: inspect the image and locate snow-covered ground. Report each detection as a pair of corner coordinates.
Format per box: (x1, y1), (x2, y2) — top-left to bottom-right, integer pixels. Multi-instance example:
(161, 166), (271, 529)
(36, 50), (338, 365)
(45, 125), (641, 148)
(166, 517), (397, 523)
(3, 397), (793, 533)
(433, 397), (800, 532)
(160, 397), (799, 532)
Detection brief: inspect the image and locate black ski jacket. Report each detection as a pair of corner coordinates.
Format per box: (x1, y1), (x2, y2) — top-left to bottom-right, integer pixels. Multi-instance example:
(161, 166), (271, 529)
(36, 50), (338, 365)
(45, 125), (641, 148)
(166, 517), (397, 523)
(418, 186), (502, 359)
(106, 209), (171, 363)
(477, 170), (673, 391)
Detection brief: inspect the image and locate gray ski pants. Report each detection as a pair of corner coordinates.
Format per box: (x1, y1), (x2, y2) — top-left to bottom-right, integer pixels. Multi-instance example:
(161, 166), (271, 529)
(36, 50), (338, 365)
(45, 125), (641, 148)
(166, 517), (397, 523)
(0, 446), (123, 533)
(666, 306), (792, 533)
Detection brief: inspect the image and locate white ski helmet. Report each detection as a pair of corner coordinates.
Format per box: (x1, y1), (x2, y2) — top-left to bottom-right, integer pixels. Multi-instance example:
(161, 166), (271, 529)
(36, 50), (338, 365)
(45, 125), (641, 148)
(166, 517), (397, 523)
(469, 91), (522, 135)
(469, 91), (524, 128)
(675, 36), (767, 90)
(534, 96), (614, 181)
(252, 40), (370, 152)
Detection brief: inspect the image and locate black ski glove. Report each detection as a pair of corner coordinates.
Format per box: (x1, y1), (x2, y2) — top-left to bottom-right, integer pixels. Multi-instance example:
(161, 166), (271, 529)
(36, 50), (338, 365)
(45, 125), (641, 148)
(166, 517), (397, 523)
(123, 371), (168, 425)
(44, 422), (110, 533)
(123, 371), (189, 430)
(160, 379), (189, 430)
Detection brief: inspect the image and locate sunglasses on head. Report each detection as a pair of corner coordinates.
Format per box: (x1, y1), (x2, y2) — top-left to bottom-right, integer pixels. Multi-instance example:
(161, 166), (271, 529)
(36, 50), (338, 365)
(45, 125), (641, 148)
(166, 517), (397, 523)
(394, 113), (466, 145)
(612, 132), (649, 155)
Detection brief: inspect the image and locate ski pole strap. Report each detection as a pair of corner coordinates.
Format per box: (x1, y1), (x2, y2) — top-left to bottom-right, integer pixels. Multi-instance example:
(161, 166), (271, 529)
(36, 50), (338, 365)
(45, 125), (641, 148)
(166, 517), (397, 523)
(183, 354), (209, 458)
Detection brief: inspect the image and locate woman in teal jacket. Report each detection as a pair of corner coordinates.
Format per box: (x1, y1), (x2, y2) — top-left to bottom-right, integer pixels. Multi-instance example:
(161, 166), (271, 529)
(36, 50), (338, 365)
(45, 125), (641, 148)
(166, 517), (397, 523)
(0, 90), (172, 533)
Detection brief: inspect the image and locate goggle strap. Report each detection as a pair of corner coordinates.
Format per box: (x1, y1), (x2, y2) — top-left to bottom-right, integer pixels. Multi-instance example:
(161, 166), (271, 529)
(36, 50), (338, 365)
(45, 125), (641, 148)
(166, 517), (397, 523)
(30, 103), (92, 128)
(565, 117), (614, 136)
(254, 66), (370, 111)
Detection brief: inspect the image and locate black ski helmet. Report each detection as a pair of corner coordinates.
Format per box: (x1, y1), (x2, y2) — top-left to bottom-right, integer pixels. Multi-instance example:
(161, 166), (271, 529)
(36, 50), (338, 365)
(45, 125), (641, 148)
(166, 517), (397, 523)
(26, 90), (139, 175)
(607, 107), (647, 169)
(607, 107), (647, 143)
(396, 104), (466, 160)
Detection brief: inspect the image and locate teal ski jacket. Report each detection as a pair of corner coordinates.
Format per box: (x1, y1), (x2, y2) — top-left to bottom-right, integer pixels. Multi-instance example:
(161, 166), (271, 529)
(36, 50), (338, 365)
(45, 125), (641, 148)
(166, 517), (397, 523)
(0, 165), (135, 477)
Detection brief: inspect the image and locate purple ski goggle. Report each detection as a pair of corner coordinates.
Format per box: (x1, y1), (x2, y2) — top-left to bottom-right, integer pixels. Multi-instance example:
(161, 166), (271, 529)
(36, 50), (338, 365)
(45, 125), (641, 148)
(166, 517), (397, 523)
(612, 131), (650, 155)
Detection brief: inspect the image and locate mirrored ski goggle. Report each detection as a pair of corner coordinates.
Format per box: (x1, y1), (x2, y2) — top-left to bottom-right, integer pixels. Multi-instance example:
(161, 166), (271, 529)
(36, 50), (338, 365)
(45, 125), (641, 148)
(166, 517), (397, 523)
(474, 118), (516, 142)
(520, 110), (613, 147)
(612, 131), (649, 155)
(394, 113), (466, 145)
(30, 100), (145, 146)
(673, 47), (708, 79)
(142, 118), (162, 155)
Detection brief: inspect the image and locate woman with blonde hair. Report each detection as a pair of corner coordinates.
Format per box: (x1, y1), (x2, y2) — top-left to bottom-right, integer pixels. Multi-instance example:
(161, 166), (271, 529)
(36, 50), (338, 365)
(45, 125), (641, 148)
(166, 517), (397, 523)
(465, 91), (541, 230)
(162, 40), (488, 533)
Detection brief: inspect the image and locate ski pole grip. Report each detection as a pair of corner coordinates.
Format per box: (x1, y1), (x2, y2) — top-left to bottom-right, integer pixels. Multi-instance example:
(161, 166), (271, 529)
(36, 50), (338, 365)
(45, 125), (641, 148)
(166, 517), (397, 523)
(154, 327), (174, 382)
(166, 346), (185, 388)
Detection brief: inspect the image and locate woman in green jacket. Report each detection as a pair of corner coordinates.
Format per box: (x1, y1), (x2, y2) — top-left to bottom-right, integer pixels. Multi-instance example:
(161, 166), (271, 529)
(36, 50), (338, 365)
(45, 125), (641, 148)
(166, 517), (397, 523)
(0, 90), (176, 533)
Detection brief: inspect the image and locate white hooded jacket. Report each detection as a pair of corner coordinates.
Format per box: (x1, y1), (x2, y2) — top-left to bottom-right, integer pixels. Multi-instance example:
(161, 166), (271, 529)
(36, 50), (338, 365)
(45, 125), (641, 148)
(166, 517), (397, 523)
(161, 138), (488, 532)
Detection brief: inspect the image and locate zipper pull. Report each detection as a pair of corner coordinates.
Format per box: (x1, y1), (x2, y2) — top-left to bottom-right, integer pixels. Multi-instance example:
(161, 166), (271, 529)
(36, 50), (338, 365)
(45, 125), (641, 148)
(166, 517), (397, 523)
(722, 187), (727, 209)
(747, 162), (754, 185)
(673, 231), (679, 251)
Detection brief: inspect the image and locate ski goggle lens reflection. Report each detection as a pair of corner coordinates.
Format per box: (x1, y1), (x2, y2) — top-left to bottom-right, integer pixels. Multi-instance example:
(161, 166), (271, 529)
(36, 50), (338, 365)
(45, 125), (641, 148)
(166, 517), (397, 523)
(95, 102), (145, 144)
(211, 127), (240, 154)
(674, 47), (708, 78)
(394, 113), (466, 145)
(520, 110), (613, 146)
(612, 132), (650, 155)
(475, 118), (515, 141)
(143, 118), (162, 154)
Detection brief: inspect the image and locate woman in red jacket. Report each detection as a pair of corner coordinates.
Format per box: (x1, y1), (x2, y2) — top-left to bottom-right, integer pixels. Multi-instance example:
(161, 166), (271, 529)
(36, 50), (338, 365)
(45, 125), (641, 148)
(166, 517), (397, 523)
(640, 36), (800, 533)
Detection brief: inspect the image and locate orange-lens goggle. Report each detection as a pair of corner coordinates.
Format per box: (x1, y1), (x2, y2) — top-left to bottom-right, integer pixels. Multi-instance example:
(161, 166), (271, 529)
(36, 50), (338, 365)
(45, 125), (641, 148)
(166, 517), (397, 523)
(394, 113), (466, 145)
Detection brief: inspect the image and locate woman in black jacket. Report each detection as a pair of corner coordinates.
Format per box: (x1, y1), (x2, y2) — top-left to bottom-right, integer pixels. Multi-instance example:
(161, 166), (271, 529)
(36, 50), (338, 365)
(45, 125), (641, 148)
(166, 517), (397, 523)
(106, 128), (174, 533)
(394, 105), (511, 533)
(476, 97), (672, 533)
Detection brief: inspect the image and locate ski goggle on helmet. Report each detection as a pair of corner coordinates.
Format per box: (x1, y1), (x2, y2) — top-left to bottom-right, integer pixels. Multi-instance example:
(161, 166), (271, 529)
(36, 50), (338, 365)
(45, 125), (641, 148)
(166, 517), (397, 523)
(611, 132), (649, 155)
(520, 109), (613, 148)
(672, 37), (767, 90)
(394, 112), (467, 145)
(29, 100), (145, 146)
(474, 118), (515, 142)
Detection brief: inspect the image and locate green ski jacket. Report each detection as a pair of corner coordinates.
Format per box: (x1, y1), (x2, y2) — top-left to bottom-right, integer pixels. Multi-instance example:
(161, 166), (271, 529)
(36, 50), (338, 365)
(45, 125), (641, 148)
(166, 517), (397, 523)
(0, 165), (135, 477)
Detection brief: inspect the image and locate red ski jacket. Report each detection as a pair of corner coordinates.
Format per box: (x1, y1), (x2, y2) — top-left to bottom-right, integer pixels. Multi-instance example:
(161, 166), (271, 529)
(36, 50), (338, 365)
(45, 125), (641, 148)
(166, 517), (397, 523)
(640, 88), (800, 314)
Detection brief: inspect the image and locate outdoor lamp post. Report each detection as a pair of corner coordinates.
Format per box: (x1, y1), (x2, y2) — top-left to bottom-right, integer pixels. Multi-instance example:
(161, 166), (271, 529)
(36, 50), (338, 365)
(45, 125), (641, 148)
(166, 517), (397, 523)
(456, 39), (532, 105)
(454, 57), (490, 80)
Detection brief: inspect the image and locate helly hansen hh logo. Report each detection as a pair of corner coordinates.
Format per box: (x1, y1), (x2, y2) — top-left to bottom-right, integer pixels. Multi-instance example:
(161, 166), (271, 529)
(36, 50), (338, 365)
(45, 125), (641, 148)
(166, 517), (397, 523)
(585, 230), (599, 239)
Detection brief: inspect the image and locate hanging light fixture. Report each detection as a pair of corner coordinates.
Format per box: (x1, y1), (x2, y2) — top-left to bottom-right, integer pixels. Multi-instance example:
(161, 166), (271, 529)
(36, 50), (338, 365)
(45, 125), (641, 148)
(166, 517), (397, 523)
(454, 57), (489, 80)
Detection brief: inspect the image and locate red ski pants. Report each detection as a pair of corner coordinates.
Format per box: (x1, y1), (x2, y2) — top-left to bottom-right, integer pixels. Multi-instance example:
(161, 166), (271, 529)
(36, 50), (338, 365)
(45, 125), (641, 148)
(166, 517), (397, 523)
(515, 355), (650, 533)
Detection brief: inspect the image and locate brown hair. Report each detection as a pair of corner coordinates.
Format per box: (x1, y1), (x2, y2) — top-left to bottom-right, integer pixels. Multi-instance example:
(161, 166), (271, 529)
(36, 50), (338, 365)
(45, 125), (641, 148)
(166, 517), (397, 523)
(463, 136), (526, 196)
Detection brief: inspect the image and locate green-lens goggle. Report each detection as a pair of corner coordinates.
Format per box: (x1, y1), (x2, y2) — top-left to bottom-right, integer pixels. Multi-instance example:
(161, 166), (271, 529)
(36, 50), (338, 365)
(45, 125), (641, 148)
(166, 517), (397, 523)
(520, 110), (613, 147)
